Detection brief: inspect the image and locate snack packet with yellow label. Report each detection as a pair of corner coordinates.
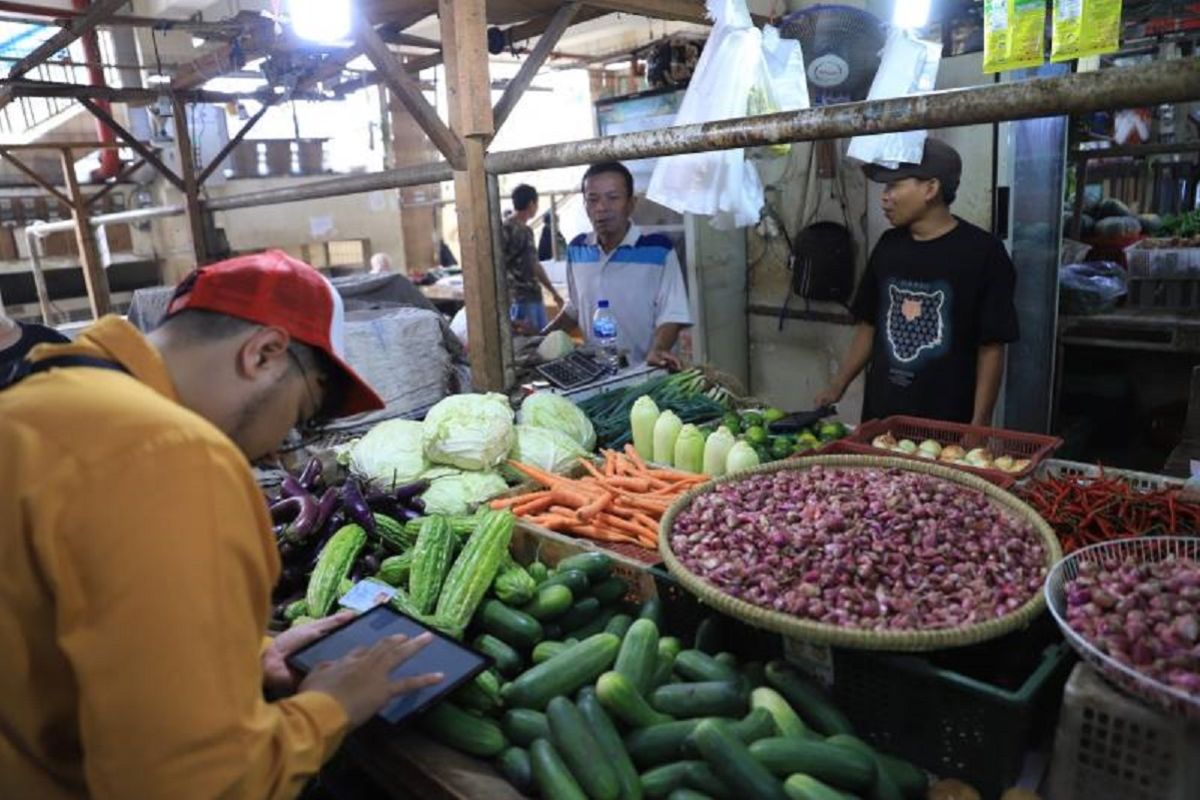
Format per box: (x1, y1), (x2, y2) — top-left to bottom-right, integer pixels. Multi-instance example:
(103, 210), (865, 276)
(984, 0), (1046, 73)
(1051, 0), (1123, 62)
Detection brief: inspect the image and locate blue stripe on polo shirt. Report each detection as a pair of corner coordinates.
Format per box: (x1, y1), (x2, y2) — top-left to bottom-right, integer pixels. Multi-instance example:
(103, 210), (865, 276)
(607, 246), (670, 266)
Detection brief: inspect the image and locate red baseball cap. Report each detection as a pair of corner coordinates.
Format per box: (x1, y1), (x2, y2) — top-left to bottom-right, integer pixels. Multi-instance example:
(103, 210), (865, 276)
(165, 250), (385, 417)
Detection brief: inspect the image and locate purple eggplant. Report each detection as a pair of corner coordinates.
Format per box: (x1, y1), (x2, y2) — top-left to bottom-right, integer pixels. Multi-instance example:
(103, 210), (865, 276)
(341, 479), (377, 537)
(407, 495), (426, 514)
(314, 487), (340, 532)
(271, 493), (321, 545)
(298, 457), (323, 492)
(279, 473), (307, 500)
(394, 479), (429, 503)
(364, 491), (400, 517)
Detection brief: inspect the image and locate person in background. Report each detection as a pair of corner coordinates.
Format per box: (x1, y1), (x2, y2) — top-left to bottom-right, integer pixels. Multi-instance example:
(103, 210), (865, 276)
(0, 251), (442, 799)
(543, 161), (692, 369)
(0, 309), (68, 376)
(503, 184), (562, 335)
(815, 139), (1019, 425)
(369, 252), (393, 274)
(538, 209), (567, 262)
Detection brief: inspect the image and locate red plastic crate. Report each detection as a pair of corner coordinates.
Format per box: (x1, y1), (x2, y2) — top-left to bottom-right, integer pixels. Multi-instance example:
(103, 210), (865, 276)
(841, 415), (1061, 486)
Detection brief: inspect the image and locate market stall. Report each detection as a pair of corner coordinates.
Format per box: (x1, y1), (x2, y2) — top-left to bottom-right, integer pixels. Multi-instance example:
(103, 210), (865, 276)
(265, 377), (1200, 800)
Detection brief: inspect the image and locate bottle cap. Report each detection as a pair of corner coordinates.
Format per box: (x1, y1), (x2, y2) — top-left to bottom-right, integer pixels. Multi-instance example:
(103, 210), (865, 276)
(597, 299), (610, 309)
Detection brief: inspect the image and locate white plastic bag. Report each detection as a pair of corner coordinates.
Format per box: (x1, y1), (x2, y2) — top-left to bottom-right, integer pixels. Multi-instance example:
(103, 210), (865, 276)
(646, 0), (766, 230)
(846, 28), (943, 169)
(760, 25), (809, 113)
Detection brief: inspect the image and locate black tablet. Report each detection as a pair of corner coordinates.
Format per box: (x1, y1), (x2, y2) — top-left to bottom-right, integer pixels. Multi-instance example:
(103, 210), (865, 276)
(286, 605), (490, 724)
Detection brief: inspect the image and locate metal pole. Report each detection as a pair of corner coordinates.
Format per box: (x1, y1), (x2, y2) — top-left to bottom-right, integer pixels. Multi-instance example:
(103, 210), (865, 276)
(24, 224), (54, 324)
(200, 59), (1200, 213)
(485, 58), (1200, 174)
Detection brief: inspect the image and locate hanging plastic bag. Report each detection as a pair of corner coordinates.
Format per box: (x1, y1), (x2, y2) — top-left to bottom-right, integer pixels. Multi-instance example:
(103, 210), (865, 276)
(983, 0), (1045, 73)
(1051, 0), (1123, 63)
(753, 25), (809, 157)
(646, 0), (766, 230)
(846, 28), (942, 169)
(1058, 261), (1127, 316)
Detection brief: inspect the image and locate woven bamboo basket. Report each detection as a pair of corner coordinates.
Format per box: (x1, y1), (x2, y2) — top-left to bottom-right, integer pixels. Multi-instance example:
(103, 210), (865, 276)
(658, 455), (1061, 651)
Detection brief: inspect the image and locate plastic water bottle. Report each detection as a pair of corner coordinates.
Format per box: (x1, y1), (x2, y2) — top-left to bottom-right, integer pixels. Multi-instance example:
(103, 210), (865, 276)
(591, 300), (620, 370)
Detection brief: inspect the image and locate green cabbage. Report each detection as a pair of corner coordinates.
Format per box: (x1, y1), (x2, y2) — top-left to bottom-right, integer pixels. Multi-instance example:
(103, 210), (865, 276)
(631, 395), (660, 460)
(725, 441), (761, 474)
(422, 393), (515, 471)
(347, 419), (429, 485)
(420, 471), (509, 516)
(702, 426), (736, 476)
(652, 410), (683, 466)
(518, 393), (596, 451)
(673, 424), (704, 474)
(510, 424), (589, 474)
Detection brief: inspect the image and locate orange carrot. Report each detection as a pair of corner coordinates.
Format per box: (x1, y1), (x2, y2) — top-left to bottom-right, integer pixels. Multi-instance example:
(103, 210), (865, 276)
(623, 444), (649, 470)
(512, 495), (556, 516)
(508, 460), (578, 489)
(604, 476), (652, 492)
(578, 458), (606, 480)
(603, 451), (617, 477)
(490, 491), (545, 509)
(549, 487), (590, 509)
(578, 492), (613, 522)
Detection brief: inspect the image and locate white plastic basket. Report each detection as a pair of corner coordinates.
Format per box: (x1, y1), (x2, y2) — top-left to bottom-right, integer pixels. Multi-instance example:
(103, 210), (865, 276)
(1034, 458), (1185, 493)
(1048, 662), (1200, 800)
(1045, 537), (1200, 720)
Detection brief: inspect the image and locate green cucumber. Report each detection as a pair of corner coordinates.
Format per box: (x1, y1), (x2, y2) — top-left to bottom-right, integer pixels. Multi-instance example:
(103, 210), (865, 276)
(597, 670), (674, 728)
(548, 696), (621, 800)
(748, 737), (877, 792)
(591, 576), (630, 605)
(639, 596), (666, 630)
(578, 687), (644, 800)
(542, 568), (591, 596)
(826, 735), (902, 800)
(750, 687), (808, 739)
(520, 583), (575, 621)
(680, 709), (778, 758)
(528, 561), (549, 582)
(559, 596), (603, 632)
(877, 753), (928, 799)
(496, 746), (533, 794)
(650, 652), (677, 690)
(682, 761), (733, 799)
(675, 650), (741, 684)
(478, 599), (544, 648)
(641, 762), (693, 798)
(606, 612), (635, 638)
(452, 670), (502, 713)
(615, 618), (661, 695)
(473, 634), (523, 678)
(658, 636), (683, 660)
(626, 719), (706, 768)
(532, 639), (571, 664)
(419, 700), (507, 758)
(783, 774), (847, 800)
(556, 551), (614, 581)
(668, 790), (716, 800)
(764, 661), (853, 737)
(651, 682), (747, 719)
(572, 605), (620, 639)
(741, 661), (767, 690)
(713, 652), (738, 668)
(502, 633), (621, 710)
(690, 719), (786, 800)
(530, 738), (588, 800)
(502, 708), (551, 747)
(693, 616), (724, 654)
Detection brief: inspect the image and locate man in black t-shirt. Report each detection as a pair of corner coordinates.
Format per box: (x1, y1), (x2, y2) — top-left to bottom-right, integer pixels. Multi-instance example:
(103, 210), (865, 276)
(0, 314), (69, 376)
(816, 140), (1019, 425)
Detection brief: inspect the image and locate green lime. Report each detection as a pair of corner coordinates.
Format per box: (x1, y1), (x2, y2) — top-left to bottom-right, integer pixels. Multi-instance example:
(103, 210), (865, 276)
(753, 445), (771, 464)
(793, 439), (814, 455)
(798, 431), (820, 447)
(763, 407), (787, 424)
(722, 413), (742, 434)
(818, 420), (848, 441)
(741, 411), (764, 429)
(745, 425), (769, 446)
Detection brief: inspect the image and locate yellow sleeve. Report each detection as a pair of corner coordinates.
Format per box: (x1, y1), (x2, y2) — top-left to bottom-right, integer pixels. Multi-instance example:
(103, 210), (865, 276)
(44, 435), (348, 800)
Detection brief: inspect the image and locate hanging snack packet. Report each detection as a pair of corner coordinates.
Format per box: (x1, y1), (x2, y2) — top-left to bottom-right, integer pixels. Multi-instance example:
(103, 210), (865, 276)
(983, 0), (1046, 73)
(1051, 0), (1124, 62)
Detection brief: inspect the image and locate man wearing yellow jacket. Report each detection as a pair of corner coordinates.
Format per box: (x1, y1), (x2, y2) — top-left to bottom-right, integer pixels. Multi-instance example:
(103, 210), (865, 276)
(0, 251), (441, 799)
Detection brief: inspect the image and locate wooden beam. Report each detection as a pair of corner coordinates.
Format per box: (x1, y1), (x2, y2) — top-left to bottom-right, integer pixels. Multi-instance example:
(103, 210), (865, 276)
(355, 11), (465, 168)
(328, 49), (444, 97)
(86, 156), (146, 209)
(77, 97), (186, 192)
(197, 99), (274, 184)
(172, 96), (208, 267)
(59, 148), (111, 318)
(0, 78), (316, 105)
(493, 3), (580, 134)
(583, 0), (765, 25)
(440, 0), (507, 391)
(0, 149), (72, 206)
(8, 0), (128, 80)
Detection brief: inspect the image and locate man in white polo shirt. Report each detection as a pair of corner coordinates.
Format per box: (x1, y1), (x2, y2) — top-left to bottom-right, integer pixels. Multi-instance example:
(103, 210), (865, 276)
(543, 161), (692, 368)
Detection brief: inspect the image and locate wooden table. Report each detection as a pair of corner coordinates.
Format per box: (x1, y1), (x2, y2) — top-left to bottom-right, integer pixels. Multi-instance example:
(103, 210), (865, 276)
(346, 725), (526, 800)
(421, 282), (466, 316)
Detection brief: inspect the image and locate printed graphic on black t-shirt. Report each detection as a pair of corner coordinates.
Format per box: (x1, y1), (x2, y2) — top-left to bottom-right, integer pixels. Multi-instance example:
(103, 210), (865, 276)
(850, 219), (1019, 424)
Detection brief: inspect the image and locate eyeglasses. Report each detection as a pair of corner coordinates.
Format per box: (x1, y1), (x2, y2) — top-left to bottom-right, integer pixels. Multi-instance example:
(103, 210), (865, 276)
(286, 346), (328, 440)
